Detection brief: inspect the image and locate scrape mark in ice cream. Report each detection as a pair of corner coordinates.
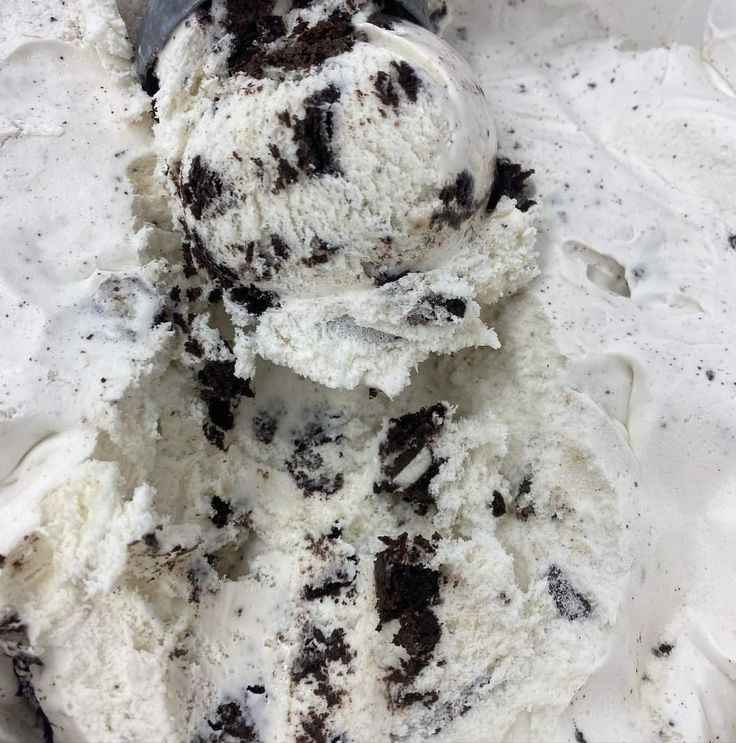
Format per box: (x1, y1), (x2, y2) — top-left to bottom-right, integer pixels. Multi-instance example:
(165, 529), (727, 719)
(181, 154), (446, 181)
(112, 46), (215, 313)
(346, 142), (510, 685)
(547, 565), (592, 621)
(562, 242), (631, 298)
(0, 613), (54, 743)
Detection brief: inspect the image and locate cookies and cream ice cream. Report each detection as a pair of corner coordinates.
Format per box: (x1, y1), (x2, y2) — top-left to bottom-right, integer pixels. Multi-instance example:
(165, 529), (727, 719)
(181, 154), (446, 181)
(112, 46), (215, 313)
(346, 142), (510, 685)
(153, 0), (537, 395)
(1, 0), (736, 742)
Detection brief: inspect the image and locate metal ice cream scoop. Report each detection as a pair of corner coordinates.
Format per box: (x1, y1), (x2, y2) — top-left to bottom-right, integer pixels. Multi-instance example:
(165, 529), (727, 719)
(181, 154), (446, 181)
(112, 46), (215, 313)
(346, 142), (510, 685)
(133, 0), (433, 81)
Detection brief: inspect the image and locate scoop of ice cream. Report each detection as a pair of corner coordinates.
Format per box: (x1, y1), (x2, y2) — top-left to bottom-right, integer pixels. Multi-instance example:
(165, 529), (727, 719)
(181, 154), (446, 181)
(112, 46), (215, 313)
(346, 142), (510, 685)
(154, 0), (537, 394)
(162, 12), (496, 295)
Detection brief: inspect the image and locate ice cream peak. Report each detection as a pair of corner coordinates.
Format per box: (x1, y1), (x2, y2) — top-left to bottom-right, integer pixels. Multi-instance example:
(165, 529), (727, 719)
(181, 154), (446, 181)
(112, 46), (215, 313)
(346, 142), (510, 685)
(154, 0), (537, 395)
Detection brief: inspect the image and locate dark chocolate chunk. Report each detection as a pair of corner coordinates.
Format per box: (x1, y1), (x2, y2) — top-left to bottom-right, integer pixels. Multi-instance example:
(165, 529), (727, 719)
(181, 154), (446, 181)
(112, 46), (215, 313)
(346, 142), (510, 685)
(547, 565), (592, 621)
(182, 156), (224, 220)
(574, 728), (588, 743)
(291, 625), (352, 685)
(198, 359), (253, 447)
(204, 424), (226, 450)
(391, 61), (421, 102)
(188, 232), (239, 288)
(374, 533), (440, 625)
(286, 420), (344, 496)
(370, 267), (412, 286)
(229, 284), (278, 315)
(376, 457), (444, 516)
(294, 85), (341, 177)
(652, 642), (674, 658)
(252, 411), (279, 444)
(367, 12), (395, 29)
(516, 503), (536, 521)
(433, 170), (477, 227)
(231, 9), (357, 79)
(490, 491), (506, 517)
(517, 475), (533, 496)
(295, 712), (329, 743)
(374, 70), (399, 109)
(303, 566), (356, 600)
(225, 0), (285, 75)
(379, 404), (446, 481)
(0, 614), (54, 743)
(196, 1), (213, 24)
(392, 689), (439, 708)
(268, 143), (300, 191)
(208, 398), (235, 430)
(210, 495), (232, 528)
(199, 359), (253, 401)
(142, 68), (160, 98)
(206, 698), (256, 742)
(302, 238), (340, 267)
(393, 608), (441, 657)
(441, 169), (474, 209)
(185, 338), (205, 358)
(487, 158), (536, 213)
(406, 294), (466, 326)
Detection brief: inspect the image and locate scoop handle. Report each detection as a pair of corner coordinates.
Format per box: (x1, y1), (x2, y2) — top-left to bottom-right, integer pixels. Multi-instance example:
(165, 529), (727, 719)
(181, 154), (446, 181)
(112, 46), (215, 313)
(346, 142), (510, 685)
(134, 0), (433, 80)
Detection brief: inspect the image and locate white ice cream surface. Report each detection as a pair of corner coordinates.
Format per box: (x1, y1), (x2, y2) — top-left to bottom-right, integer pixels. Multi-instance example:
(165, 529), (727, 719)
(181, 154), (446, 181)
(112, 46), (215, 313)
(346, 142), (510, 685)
(0, 0), (735, 742)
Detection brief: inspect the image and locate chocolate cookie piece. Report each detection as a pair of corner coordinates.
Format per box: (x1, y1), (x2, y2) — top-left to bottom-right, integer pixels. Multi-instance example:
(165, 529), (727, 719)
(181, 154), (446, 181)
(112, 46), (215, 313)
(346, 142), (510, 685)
(487, 158), (536, 212)
(547, 565), (592, 621)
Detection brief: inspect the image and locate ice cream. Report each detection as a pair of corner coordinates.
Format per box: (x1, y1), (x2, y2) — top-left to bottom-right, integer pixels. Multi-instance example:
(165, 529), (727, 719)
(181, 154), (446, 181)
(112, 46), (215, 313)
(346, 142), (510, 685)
(153, 0), (537, 395)
(1, 0), (736, 742)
